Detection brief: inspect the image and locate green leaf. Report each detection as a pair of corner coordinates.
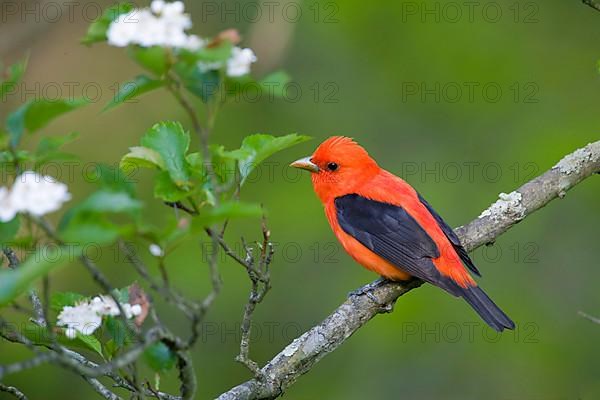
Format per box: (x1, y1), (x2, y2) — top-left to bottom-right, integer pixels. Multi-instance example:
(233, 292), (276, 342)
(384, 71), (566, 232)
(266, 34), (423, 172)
(141, 122), (191, 187)
(259, 71), (291, 99)
(235, 134), (311, 183)
(129, 46), (169, 76)
(6, 105), (27, 148)
(112, 286), (129, 304)
(75, 332), (104, 357)
(86, 164), (136, 195)
(81, 2), (134, 45)
(20, 322), (103, 358)
(174, 63), (220, 103)
(121, 146), (165, 171)
(7, 98), (89, 147)
(179, 42), (233, 64)
(210, 145), (240, 185)
(36, 132), (79, 155)
(35, 132), (79, 166)
(185, 152), (204, 176)
(0, 57), (28, 100)
(77, 190), (141, 214)
(0, 217), (20, 246)
(153, 171), (190, 202)
(193, 202), (262, 227)
(59, 213), (123, 246)
(144, 342), (176, 373)
(196, 42), (233, 63)
(104, 75), (166, 111)
(105, 316), (132, 347)
(0, 246), (79, 306)
(51, 291), (86, 312)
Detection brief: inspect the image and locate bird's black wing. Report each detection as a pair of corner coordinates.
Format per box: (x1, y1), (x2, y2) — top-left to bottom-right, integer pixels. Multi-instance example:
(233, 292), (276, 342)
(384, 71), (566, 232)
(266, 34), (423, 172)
(417, 193), (480, 276)
(335, 194), (514, 331)
(335, 193), (458, 294)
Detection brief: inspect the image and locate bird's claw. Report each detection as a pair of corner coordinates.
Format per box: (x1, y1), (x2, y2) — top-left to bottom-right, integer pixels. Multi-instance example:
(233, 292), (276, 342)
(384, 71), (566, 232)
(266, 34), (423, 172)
(348, 278), (393, 312)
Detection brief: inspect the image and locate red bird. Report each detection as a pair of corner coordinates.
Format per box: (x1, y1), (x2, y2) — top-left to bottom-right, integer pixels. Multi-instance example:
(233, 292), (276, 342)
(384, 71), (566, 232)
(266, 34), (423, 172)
(291, 136), (514, 332)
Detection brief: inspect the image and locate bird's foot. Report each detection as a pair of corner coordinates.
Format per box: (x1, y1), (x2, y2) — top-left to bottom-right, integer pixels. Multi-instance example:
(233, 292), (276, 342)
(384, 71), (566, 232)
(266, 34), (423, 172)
(348, 277), (394, 312)
(348, 277), (389, 297)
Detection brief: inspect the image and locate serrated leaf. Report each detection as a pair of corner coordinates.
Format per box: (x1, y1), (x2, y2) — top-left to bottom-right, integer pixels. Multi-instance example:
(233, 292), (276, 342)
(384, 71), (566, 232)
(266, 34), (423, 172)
(141, 122), (191, 187)
(144, 342), (176, 373)
(81, 2), (134, 45)
(193, 201), (262, 227)
(104, 75), (166, 111)
(0, 246), (79, 306)
(0, 57), (28, 100)
(7, 98), (89, 147)
(235, 134), (311, 183)
(121, 146), (165, 171)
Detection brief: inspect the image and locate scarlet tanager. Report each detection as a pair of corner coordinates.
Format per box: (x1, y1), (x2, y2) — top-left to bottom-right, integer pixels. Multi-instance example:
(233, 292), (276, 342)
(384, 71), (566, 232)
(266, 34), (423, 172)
(291, 136), (514, 332)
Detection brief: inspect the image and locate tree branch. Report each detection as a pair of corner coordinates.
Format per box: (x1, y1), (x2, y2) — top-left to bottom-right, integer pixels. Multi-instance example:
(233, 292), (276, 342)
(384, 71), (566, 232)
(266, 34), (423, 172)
(217, 141), (600, 400)
(583, 0), (600, 13)
(0, 383), (28, 400)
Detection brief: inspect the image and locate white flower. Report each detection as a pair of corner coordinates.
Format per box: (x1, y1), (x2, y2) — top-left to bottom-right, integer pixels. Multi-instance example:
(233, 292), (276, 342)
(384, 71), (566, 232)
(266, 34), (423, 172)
(0, 187), (17, 222)
(150, 0), (167, 14)
(65, 327), (77, 339)
(226, 47), (257, 77)
(58, 294), (144, 339)
(106, 11), (140, 47)
(90, 296), (120, 317)
(10, 171), (71, 217)
(149, 244), (164, 257)
(57, 302), (103, 337)
(121, 303), (142, 319)
(107, 1), (204, 50)
(130, 304), (142, 316)
(197, 60), (224, 73)
(0, 171), (70, 222)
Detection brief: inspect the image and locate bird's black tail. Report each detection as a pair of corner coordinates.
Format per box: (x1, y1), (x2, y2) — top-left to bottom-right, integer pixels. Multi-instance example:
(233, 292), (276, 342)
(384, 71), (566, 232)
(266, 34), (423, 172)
(460, 286), (515, 332)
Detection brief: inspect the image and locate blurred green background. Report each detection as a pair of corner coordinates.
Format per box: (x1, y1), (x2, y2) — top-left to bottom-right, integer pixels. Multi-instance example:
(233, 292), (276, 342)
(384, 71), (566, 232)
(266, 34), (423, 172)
(1, 0), (600, 399)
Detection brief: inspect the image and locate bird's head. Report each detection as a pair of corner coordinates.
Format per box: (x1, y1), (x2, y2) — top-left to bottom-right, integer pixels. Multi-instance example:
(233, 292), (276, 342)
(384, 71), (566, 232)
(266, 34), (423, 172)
(290, 136), (379, 202)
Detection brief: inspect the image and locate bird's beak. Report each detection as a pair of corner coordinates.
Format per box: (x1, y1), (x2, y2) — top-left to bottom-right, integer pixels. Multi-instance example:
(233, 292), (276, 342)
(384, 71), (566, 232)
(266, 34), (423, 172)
(290, 157), (319, 173)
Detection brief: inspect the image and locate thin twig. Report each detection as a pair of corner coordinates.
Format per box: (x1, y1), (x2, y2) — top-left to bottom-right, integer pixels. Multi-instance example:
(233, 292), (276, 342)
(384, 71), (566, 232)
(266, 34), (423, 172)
(235, 214), (274, 378)
(2, 248), (46, 327)
(578, 311), (600, 325)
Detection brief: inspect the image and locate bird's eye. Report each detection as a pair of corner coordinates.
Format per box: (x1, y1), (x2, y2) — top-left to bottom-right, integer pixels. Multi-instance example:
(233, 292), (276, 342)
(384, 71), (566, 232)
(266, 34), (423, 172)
(327, 162), (339, 171)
